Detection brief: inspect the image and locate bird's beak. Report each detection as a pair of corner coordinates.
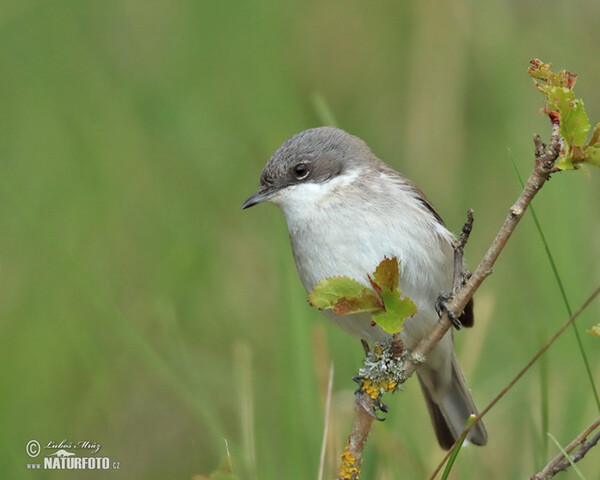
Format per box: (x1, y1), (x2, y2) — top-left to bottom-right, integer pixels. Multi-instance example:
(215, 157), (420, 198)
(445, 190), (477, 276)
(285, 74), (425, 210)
(241, 186), (276, 209)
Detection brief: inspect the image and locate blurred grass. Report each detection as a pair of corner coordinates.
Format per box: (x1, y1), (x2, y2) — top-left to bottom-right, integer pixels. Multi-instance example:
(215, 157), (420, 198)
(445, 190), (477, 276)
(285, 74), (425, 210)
(1, 0), (599, 478)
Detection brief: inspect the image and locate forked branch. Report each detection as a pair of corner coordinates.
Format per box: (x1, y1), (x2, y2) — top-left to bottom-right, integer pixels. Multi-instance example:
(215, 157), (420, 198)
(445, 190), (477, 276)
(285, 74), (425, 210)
(531, 416), (600, 479)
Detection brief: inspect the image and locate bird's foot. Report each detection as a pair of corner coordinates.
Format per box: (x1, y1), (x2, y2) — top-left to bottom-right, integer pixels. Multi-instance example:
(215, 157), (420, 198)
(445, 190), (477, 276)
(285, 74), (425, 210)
(353, 387), (387, 421)
(435, 293), (463, 330)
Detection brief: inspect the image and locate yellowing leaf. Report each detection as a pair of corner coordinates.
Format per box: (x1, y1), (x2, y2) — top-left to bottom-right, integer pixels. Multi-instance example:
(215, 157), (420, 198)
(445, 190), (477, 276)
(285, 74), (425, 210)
(372, 257), (400, 292)
(308, 277), (368, 308)
(308, 277), (382, 315)
(528, 59), (577, 89)
(332, 293), (382, 315)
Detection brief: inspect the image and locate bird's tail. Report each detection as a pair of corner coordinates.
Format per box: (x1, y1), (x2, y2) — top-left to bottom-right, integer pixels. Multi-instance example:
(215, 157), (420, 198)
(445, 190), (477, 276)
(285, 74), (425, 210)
(417, 352), (488, 450)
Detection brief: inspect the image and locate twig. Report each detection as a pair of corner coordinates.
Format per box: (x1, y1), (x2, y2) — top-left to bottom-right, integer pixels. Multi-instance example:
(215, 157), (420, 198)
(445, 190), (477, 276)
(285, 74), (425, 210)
(428, 284), (600, 480)
(568, 431), (600, 466)
(452, 209), (474, 294)
(348, 393), (377, 463)
(340, 337), (406, 478)
(339, 392), (378, 480)
(342, 126), (561, 475)
(531, 417), (600, 479)
(407, 125), (560, 374)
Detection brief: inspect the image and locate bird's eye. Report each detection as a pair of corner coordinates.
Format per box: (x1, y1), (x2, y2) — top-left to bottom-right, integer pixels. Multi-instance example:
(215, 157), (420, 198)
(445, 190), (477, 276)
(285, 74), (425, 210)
(293, 163), (309, 179)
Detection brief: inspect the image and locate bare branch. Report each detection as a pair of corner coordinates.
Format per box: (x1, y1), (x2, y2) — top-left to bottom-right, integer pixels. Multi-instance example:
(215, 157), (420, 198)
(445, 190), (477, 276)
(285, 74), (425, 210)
(531, 416), (600, 479)
(428, 284), (600, 480)
(338, 392), (378, 480)
(407, 124), (561, 383)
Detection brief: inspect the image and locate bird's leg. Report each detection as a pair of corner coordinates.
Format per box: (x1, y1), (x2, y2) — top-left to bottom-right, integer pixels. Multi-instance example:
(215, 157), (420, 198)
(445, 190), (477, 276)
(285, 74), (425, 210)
(452, 209), (474, 294)
(358, 391), (386, 421)
(436, 209), (475, 330)
(360, 339), (370, 356)
(435, 293), (463, 330)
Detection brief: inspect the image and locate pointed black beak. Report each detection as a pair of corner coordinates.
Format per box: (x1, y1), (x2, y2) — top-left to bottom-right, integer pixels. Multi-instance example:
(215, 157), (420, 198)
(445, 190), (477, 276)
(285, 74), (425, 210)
(241, 186), (276, 209)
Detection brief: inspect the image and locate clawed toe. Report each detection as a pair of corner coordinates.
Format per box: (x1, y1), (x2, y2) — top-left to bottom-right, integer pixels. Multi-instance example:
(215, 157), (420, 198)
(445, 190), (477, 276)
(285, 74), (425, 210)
(355, 389), (386, 421)
(435, 293), (463, 330)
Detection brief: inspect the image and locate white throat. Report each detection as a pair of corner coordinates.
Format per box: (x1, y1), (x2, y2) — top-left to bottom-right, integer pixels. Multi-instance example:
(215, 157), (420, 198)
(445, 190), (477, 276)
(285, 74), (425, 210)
(268, 169), (361, 226)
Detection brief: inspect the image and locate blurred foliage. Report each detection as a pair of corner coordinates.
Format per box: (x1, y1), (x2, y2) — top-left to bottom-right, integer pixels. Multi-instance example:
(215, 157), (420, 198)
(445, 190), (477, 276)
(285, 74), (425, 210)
(0, 0), (599, 479)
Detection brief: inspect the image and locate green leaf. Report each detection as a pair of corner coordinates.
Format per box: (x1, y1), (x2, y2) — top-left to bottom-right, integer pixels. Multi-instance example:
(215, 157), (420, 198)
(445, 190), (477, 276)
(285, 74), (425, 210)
(561, 99), (590, 146)
(539, 85), (591, 148)
(556, 155), (576, 171)
(528, 60), (600, 170)
(308, 277), (382, 315)
(372, 291), (417, 334)
(307, 257), (417, 330)
(369, 257), (417, 333)
(588, 123), (600, 146)
(541, 85), (573, 114)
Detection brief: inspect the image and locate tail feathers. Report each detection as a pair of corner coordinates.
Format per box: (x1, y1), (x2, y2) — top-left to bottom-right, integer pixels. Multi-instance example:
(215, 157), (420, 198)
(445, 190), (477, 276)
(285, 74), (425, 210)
(417, 355), (488, 450)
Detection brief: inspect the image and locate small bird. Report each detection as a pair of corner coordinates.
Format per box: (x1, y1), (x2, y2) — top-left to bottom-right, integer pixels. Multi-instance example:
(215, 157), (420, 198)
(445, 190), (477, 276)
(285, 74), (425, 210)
(242, 126), (487, 449)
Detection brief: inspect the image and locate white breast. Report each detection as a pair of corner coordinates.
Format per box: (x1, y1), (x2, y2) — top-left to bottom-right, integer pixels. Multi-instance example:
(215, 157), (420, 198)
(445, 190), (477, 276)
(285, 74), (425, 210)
(269, 168), (456, 345)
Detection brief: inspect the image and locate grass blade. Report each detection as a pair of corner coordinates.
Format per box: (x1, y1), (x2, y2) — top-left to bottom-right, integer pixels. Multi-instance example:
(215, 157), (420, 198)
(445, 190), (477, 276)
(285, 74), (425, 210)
(510, 151), (600, 413)
(440, 415), (475, 480)
(539, 330), (549, 463)
(547, 432), (587, 480)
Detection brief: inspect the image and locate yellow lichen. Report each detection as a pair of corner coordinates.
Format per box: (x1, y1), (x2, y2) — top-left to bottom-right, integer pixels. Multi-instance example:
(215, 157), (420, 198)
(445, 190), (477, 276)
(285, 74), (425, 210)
(588, 323), (600, 338)
(339, 444), (359, 479)
(361, 379), (380, 399)
(381, 379), (397, 392)
(361, 378), (397, 399)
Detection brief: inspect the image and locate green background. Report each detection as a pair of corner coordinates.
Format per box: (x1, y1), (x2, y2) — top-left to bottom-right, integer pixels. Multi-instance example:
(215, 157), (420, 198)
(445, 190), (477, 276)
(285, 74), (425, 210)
(1, 1), (599, 478)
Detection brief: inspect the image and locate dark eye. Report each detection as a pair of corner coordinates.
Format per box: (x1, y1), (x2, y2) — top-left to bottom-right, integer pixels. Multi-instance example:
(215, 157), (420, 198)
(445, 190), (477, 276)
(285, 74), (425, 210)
(293, 163), (309, 180)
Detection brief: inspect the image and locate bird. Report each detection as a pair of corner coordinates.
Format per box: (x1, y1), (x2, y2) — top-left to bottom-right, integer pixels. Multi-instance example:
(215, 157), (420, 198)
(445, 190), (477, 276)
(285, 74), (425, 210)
(241, 126), (487, 449)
